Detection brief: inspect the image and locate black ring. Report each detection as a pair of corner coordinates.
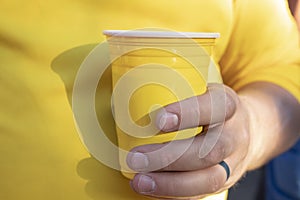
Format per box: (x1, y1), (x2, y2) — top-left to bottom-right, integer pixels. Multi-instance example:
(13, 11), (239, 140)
(219, 161), (230, 181)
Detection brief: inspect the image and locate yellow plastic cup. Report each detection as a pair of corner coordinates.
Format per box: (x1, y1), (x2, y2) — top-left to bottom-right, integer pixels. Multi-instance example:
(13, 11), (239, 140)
(104, 30), (227, 200)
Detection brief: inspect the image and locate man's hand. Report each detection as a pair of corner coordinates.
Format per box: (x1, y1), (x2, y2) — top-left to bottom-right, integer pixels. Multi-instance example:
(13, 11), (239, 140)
(126, 83), (300, 199)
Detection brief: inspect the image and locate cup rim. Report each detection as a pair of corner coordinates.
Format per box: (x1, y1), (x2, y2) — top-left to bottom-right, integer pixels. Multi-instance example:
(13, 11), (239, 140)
(103, 30), (220, 39)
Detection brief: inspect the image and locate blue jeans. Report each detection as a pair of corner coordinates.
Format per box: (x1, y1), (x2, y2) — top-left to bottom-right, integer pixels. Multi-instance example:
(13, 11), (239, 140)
(266, 139), (300, 200)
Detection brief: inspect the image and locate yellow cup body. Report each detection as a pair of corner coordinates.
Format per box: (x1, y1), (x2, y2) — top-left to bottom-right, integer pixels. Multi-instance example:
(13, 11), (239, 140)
(106, 32), (227, 200)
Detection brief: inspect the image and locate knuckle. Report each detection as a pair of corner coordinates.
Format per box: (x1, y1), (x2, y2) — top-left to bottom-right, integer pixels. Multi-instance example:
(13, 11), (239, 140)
(240, 129), (250, 143)
(206, 173), (222, 193)
(159, 150), (176, 170)
(201, 141), (227, 165)
(236, 124), (250, 147)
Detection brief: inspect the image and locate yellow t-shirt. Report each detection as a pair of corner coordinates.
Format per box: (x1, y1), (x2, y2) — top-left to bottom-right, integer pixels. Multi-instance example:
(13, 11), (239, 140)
(0, 0), (299, 200)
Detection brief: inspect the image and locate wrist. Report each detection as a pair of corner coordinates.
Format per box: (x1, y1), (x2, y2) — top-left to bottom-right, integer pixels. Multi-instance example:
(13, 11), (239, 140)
(237, 82), (300, 171)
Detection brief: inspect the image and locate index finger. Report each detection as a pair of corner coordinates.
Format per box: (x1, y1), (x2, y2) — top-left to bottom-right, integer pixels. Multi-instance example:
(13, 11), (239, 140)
(156, 84), (237, 132)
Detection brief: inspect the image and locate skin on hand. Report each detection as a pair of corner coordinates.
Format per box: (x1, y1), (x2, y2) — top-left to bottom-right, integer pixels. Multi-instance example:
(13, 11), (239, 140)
(288, 0), (300, 30)
(126, 82), (300, 199)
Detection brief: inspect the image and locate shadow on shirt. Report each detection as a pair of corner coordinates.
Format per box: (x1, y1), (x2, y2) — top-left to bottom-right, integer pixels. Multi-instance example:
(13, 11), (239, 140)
(51, 44), (148, 200)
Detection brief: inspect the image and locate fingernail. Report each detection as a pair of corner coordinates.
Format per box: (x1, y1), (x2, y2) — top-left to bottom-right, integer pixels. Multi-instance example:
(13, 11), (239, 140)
(130, 152), (149, 170)
(158, 112), (178, 130)
(138, 175), (155, 193)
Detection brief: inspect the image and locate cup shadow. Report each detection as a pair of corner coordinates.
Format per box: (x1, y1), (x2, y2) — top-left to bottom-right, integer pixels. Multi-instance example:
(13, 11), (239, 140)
(77, 157), (146, 199)
(51, 44), (148, 199)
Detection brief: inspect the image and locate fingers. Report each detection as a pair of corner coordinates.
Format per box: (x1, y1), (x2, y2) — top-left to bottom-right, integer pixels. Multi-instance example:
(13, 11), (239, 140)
(127, 126), (234, 172)
(126, 84), (247, 198)
(156, 84), (237, 132)
(130, 163), (228, 198)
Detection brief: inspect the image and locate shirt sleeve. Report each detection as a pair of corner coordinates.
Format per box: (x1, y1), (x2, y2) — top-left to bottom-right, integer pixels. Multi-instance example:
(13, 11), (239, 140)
(220, 0), (300, 102)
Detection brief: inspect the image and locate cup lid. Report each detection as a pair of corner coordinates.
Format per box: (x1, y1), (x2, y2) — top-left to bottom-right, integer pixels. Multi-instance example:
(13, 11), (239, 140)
(103, 30), (220, 39)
